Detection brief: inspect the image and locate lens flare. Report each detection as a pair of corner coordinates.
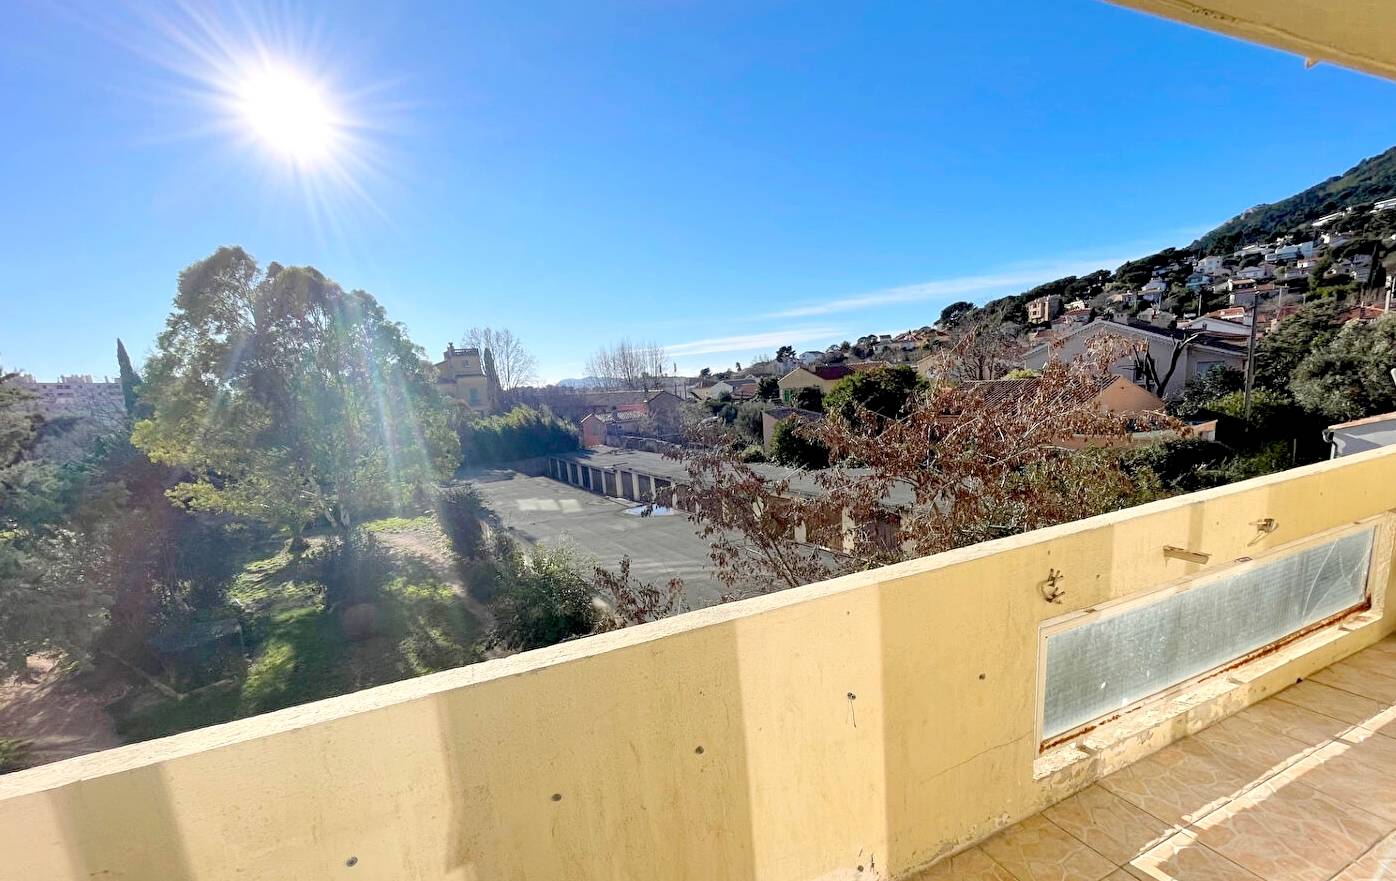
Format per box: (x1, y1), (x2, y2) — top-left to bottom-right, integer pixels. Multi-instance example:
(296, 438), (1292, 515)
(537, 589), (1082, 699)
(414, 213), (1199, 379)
(75, 2), (402, 244)
(234, 64), (340, 165)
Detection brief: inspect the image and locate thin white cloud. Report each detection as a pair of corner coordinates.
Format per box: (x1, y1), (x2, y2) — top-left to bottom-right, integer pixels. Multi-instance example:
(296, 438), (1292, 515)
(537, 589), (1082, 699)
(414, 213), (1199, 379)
(767, 257), (1138, 319)
(664, 326), (840, 357)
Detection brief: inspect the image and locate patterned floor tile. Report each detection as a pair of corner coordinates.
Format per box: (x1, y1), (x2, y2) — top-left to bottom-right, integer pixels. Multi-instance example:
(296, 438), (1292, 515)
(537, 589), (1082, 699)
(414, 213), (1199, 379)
(979, 814), (1115, 881)
(1189, 775), (1393, 881)
(1043, 785), (1178, 865)
(1361, 637), (1396, 661)
(1097, 737), (1261, 826)
(1337, 646), (1396, 681)
(1310, 659), (1396, 704)
(1125, 830), (1264, 881)
(1273, 679), (1396, 740)
(1190, 711), (1315, 773)
(1271, 738), (1396, 823)
(1233, 693), (1356, 746)
(910, 846), (1018, 881)
(1330, 830), (1396, 881)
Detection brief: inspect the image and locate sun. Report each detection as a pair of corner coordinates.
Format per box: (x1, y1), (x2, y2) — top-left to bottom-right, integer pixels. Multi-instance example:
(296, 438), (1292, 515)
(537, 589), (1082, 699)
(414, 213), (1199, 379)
(234, 64), (340, 165)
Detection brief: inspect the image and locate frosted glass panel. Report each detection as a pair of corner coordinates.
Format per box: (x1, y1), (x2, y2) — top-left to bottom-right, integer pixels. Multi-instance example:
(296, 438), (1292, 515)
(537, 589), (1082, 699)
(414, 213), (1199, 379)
(1043, 528), (1374, 740)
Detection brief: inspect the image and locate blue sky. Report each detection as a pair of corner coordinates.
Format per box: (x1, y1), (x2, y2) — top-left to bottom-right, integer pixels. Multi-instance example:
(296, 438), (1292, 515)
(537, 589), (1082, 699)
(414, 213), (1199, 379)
(2, 1), (1394, 383)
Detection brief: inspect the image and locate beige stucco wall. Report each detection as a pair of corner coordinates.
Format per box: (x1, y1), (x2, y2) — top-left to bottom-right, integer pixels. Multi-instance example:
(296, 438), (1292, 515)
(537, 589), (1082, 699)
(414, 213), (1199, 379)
(1095, 376), (1165, 413)
(1024, 324), (1246, 400)
(5, 446), (1396, 881)
(1108, 1), (1396, 82)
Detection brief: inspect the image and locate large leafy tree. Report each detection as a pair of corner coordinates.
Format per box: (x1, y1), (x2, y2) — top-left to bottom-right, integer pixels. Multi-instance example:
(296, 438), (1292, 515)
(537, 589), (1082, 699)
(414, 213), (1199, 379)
(0, 373), (111, 672)
(1291, 314), (1396, 422)
(1253, 301), (1342, 396)
(823, 365), (925, 427)
(133, 247), (459, 542)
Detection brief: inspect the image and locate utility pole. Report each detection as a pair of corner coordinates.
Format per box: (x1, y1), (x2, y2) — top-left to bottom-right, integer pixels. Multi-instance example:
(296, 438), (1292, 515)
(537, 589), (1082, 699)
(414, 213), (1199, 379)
(1242, 296), (1259, 422)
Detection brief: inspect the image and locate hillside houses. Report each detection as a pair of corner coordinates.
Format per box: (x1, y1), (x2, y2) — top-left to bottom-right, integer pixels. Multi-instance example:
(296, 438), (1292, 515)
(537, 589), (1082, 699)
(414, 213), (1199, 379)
(1023, 318), (1249, 400)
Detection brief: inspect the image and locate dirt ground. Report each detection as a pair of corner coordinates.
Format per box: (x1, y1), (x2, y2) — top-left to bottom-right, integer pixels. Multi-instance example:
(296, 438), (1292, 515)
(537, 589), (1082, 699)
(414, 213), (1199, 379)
(0, 655), (120, 771)
(372, 527), (497, 631)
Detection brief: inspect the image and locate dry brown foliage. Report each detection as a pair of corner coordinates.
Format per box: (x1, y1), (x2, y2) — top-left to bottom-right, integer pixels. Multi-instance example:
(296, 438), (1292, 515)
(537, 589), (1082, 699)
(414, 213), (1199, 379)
(674, 336), (1174, 598)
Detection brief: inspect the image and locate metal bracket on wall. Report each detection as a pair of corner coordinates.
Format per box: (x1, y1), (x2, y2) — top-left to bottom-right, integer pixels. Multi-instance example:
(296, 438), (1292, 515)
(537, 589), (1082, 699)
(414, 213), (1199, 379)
(1163, 545), (1210, 564)
(1040, 568), (1066, 604)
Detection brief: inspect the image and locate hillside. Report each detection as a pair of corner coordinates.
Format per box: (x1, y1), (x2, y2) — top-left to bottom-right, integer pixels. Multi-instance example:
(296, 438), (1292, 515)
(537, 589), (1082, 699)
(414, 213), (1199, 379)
(1192, 145), (1396, 255)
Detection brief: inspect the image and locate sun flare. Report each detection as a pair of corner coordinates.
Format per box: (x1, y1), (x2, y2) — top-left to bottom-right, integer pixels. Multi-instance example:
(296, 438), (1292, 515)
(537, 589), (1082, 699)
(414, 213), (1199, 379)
(234, 64), (340, 164)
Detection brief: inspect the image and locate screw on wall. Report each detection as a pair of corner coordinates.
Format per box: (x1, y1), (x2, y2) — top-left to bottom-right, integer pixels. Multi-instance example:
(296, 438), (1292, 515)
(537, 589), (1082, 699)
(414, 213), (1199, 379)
(1040, 569), (1066, 604)
(846, 692), (858, 728)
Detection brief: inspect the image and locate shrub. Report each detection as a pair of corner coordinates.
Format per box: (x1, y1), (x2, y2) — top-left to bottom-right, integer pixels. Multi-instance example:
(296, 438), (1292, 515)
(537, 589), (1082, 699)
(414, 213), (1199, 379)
(435, 483), (489, 560)
(485, 539), (600, 651)
(1126, 438), (1233, 493)
(0, 737), (30, 773)
(792, 386), (824, 413)
(738, 444), (767, 463)
(734, 401), (767, 443)
(768, 417), (829, 469)
(1170, 366), (1244, 418)
(460, 405), (578, 467)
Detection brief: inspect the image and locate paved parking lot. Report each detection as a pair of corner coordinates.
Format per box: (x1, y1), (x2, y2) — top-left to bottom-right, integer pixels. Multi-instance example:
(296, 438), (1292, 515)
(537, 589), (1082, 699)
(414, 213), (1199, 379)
(470, 471), (729, 609)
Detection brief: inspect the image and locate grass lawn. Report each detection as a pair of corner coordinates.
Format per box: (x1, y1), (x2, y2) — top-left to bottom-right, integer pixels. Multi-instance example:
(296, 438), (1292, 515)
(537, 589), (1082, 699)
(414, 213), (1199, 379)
(114, 524), (482, 743)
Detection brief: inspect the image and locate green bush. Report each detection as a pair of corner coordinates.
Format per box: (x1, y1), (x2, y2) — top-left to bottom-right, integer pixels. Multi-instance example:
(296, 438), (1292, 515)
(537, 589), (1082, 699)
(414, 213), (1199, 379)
(0, 737), (30, 773)
(484, 538), (600, 651)
(1170, 366), (1244, 419)
(792, 386), (824, 413)
(768, 417), (829, 469)
(435, 483), (488, 560)
(738, 444), (767, 463)
(734, 401), (767, 443)
(824, 364), (925, 426)
(460, 405), (578, 467)
(316, 531), (392, 608)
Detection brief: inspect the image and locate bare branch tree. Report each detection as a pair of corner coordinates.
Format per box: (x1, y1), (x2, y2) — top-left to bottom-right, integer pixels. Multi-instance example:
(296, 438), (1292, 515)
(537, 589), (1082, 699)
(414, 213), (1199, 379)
(1129, 332), (1201, 398)
(922, 312), (1023, 381)
(462, 327), (538, 389)
(673, 337), (1172, 598)
(585, 339), (669, 390)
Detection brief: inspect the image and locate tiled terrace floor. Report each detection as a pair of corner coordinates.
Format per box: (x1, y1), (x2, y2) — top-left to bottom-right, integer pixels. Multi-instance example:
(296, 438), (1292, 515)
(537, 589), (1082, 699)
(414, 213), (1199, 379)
(917, 636), (1396, 881)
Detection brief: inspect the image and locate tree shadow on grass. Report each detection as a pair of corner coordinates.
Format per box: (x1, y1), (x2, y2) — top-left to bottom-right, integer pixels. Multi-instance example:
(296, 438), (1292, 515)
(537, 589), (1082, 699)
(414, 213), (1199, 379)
(115, 538), (484, 742)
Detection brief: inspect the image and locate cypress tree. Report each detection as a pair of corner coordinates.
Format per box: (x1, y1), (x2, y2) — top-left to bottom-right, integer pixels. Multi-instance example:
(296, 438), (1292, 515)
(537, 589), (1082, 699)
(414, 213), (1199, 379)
(115, 338), (142, 416)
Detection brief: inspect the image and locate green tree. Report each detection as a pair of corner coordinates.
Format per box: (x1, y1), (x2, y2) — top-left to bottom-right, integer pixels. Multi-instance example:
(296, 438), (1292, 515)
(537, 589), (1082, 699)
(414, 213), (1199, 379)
(1169, 365), (1245, 418)
(1291, 314), (1396, 422)
(115, 338), (142, 416)
(734, 401), (766, 444)
(939, 300), (976, 326)
(481, 348), (503, 413)
(1253, 302), (1341, 395)
(132, 247), (459, 546)
(0, 373), (111, 672)
(775, 345), (795, 363)
(823, 365), (925, 426)
(756, 376), (780, 401)
(792, 386), (824, 413)
(768, 417), (829, 469)
(461, 405), (578, 466)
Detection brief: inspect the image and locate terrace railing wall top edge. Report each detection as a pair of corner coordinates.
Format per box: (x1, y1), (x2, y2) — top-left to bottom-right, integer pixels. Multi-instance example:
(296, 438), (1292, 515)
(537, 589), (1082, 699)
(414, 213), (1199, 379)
(4, 443), (1395, 801)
